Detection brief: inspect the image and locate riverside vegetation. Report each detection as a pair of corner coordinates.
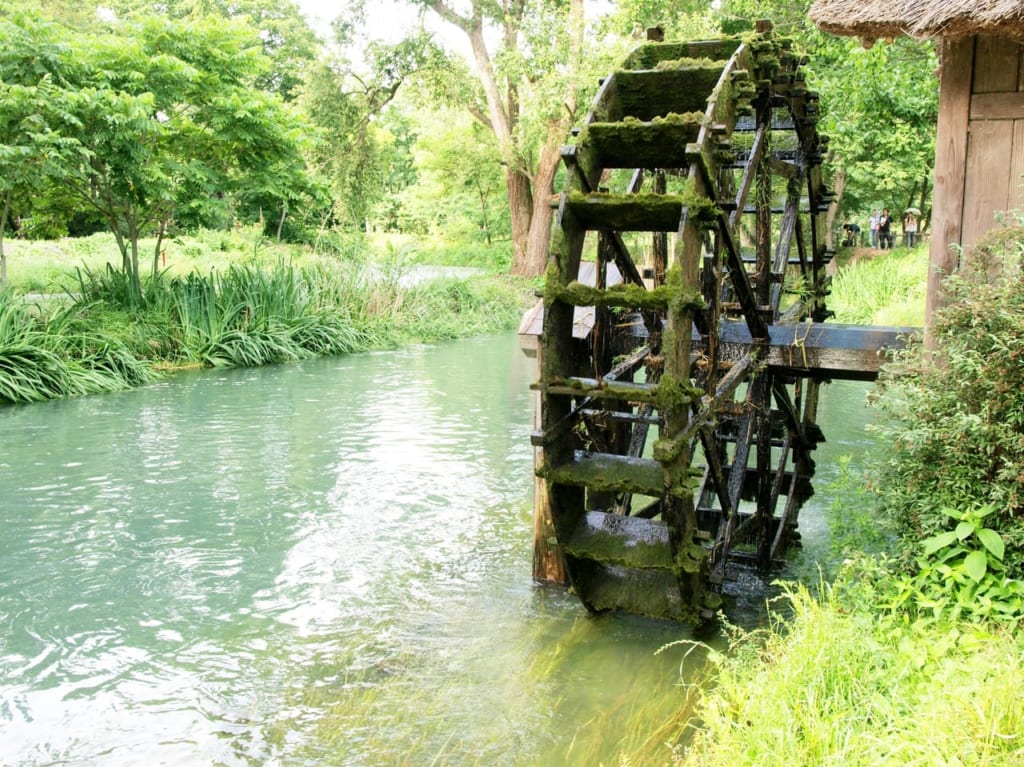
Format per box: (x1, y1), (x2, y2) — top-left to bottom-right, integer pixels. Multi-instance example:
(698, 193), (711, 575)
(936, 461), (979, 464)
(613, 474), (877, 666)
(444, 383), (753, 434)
(0, 228), (533, 405)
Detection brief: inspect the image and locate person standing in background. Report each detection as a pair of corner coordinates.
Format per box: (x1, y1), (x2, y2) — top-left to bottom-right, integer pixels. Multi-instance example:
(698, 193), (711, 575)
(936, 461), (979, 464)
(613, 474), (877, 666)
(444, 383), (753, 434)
(877, 208), (894, 250)
(869, 209), (880, 248)
(903, 211), (918, 247)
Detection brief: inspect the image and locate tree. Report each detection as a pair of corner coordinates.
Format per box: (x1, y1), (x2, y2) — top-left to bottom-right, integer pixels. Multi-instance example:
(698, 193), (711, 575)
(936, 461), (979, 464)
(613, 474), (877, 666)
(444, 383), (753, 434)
(395, 107), (508, 244)
(108, 0), (322, 100)
(0, 12), (86, 289)
(392, 0), (594, 276)
(4, 12), (314, 301)
(301, 31), (447, 232)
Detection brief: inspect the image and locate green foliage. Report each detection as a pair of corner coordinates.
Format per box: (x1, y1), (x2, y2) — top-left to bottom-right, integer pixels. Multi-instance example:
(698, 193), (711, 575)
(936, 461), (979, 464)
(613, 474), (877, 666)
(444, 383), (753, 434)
(393, 107), (509, 243)
(2, 9), (316, 301)
(871, 218), (1024, 583)
(0, 292), (153, 403)
(828, 245), (928, 326)
(886, 505), (1024, 626)
(675, 576), (1024, 767)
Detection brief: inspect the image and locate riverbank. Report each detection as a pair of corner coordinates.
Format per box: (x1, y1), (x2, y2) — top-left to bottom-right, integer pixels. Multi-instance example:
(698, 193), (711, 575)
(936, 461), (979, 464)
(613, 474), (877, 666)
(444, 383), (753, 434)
(1, 252), (535, 405)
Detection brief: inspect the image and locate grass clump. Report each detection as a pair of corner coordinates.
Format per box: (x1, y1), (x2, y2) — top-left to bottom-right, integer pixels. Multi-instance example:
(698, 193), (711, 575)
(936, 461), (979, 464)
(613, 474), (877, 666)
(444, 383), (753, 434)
(0, 295), (154, 403)
(3, 246), (533, 405)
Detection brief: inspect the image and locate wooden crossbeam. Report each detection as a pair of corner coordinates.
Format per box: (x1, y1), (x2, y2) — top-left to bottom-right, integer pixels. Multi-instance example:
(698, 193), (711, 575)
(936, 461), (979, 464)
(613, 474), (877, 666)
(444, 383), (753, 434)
(711, 321), (919, 380)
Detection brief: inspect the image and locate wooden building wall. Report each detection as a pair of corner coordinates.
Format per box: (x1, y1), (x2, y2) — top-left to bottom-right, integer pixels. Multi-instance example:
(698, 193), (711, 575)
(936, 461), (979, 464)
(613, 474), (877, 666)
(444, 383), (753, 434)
(928, 34), (1024, 327)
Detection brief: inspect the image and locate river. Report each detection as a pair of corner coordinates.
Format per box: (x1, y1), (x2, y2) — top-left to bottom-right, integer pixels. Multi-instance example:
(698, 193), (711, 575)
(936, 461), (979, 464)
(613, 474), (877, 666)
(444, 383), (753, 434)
(0, 333), (878, 766)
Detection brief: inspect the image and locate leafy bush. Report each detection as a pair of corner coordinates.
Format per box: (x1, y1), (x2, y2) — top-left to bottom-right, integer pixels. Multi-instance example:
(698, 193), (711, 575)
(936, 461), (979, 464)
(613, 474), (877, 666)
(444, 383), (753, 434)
(870, 217), (1024, 583)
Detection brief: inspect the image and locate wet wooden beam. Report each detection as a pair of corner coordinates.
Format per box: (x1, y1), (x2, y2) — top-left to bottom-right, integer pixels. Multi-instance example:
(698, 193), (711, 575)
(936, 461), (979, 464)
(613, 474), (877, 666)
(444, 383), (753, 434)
(713, 321), (919, 380)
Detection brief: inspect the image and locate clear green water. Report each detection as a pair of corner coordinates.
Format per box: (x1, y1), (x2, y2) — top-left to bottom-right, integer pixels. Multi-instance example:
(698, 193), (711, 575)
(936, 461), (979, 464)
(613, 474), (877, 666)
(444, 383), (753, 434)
(0, 334), (878, 766)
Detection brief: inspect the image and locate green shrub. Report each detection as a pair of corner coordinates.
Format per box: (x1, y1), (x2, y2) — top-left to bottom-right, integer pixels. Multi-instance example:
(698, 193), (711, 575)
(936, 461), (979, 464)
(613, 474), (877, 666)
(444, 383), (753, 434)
(871, 218), (1024, 584)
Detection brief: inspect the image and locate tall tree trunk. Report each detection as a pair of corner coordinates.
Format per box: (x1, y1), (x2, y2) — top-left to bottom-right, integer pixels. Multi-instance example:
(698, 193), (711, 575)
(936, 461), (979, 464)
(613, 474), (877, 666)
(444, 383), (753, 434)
(0, 193), (9, 291)
(507, 167), (534, 275)
(823, 166), (846, 252)
(424, 0), (583, 277)
(521, 137), (563, 276)
(276, 204), (287, 241)
(152, 217), (167, 280)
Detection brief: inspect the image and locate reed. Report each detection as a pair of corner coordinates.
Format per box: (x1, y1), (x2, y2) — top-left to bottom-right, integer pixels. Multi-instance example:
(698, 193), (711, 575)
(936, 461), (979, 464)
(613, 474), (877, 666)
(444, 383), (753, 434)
(0, 295), (154, 404)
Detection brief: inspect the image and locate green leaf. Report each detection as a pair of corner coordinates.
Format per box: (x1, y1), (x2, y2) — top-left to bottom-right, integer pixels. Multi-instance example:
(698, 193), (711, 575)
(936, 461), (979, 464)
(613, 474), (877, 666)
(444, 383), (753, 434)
(922, 530), (958, 555)
(974, 504), (997, 519)
(963, 550), (988, 583)
(955, 520), (974, 540)
(977, 528), (1005, 561)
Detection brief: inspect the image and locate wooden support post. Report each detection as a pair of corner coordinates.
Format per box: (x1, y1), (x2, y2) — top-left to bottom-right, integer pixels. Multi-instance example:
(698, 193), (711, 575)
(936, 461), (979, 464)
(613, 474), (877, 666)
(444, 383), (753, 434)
(531, 339), (567, 584)
(926, 36), (973, 348)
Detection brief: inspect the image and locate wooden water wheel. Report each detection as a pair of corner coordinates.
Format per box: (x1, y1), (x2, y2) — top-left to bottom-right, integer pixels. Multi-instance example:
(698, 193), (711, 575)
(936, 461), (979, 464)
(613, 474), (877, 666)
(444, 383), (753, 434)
(534, 23), (833, 624)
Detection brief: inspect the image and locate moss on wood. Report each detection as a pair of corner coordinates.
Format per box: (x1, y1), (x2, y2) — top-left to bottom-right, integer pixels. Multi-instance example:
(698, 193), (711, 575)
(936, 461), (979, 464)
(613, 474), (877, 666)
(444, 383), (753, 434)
(548, 280), (703, 312)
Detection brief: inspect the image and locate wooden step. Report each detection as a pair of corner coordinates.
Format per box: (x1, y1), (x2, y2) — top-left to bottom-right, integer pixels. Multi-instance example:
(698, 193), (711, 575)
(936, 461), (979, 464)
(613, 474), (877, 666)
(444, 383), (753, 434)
(615, 65), (727, 120)
(579, 116), (703, 169)
(565, 511), (672, 570)
(565, 192), (688, 232)
(569, 558), (689, 621)
(621, 40), (740, 70)
(545, 450), (664, 496)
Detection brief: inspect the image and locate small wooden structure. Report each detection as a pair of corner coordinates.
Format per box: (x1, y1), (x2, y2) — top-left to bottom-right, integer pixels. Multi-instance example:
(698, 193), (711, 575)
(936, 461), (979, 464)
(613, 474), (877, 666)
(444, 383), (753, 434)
(809, 0), (1024, 328)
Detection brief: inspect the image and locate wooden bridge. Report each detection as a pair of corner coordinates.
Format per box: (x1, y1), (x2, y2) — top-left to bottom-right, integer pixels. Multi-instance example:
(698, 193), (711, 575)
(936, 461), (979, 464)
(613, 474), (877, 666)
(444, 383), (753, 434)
(519, 23), (916, 625)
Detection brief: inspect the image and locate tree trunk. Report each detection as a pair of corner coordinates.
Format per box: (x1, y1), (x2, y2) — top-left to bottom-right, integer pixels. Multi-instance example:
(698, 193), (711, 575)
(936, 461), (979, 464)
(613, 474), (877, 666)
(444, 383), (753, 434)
(519, 137), (563, 276)
(276, 204), (287, 241)
(823, 166), (846, 252)
(152, 218), (167, 280)
(0, 193), (9, 291)
(507, 167), (534, 275)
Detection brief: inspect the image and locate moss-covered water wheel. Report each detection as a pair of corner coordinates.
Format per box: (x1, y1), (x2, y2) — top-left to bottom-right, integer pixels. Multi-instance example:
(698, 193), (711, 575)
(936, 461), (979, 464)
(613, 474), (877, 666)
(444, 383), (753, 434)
(535, 23), (832, 624)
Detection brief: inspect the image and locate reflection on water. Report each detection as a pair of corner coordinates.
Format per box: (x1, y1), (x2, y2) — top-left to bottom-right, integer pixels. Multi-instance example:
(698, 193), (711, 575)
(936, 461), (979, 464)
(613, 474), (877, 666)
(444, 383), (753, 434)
(0, 336), (878, 765)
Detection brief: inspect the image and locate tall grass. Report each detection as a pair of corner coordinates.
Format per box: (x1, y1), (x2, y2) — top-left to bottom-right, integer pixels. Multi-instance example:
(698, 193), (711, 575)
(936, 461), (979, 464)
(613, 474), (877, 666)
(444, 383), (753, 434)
(6, 251), (532, 404)
(829, 246), (929, 326)
(675, 579), (1024, 767)
(0, 294), (153, 404)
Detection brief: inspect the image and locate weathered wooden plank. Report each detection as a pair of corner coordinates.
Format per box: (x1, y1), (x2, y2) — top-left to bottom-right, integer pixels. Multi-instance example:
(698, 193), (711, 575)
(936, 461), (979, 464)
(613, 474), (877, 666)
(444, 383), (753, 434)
(565, 192), (687, 232)
(622, 40), (739, 70)
(538, 377), (659, 404)
(962, 119), (1014, 248)
(927, 35), (974, 333)
(973, 36), (1021, 94)
(580, 117), (703, 169)
(544, 450), (664, 497)
(565, 511), (672, 569)
(1011, 120), (1024, 213)
(616, 67), (725, 120)
(713, 321), (918, 379)
(969, 91), (1024, 120)
(569, 559), (688, 620)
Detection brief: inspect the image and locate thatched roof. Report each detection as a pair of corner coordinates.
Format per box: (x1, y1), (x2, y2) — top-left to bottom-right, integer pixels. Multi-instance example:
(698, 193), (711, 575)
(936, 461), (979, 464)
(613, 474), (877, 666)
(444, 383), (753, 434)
(809, 0), (1024, 41)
